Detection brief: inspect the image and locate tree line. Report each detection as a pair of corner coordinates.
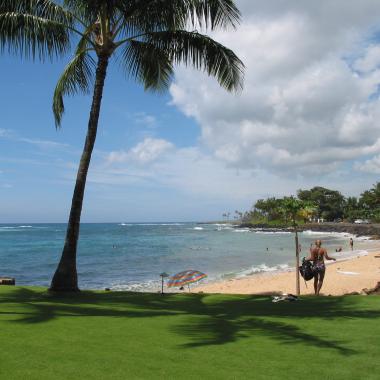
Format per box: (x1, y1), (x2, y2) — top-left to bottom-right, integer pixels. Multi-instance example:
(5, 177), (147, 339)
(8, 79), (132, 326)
(242, 183), (380, 224)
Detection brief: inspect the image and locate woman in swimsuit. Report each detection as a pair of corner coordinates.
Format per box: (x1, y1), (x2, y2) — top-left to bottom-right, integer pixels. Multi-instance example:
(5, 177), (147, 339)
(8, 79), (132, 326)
(307, 240), (336, 295)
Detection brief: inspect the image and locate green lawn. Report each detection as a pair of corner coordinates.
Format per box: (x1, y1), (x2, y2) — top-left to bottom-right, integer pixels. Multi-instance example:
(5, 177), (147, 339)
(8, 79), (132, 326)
(0, 286), (379, 379)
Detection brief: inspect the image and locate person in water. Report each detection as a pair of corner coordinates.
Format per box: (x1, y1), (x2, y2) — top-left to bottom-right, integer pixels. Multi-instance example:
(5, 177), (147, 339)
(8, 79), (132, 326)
(306, 240), (336, 295)
(349, 238), (354, 251)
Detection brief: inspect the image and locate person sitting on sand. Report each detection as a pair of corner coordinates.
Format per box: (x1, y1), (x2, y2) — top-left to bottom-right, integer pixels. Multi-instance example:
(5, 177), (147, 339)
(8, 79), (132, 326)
(306, 240), (336, 296)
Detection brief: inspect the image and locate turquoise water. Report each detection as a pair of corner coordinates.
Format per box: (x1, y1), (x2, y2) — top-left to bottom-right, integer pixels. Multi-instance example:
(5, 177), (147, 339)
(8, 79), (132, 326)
(0, 223), (378, 291)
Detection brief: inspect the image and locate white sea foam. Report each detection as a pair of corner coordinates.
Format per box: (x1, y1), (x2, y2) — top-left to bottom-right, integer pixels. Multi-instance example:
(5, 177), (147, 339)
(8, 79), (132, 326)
(193, 227), (204, 230)
(254, 230), (291, 235)
(110, 279), (193, 293)
(0, 226), (33, 231)
(234, 263), (291, 278)
(355, 235), (372, 241)
(302, 230), (353, 238)
(110, 279), (162, 292)
(119, 223), (184, 226)
(302, 230), (375, 242)
(233, 228), (250, 233)
(215, 226), (234, 231)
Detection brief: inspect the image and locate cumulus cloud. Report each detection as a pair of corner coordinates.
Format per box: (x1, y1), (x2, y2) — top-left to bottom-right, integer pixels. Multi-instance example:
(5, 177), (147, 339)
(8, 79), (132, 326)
(94, 143), (296, 201)
(107, 137), (174, 165)
(169, 0), (380, 176)
(92, 137), (372, 204)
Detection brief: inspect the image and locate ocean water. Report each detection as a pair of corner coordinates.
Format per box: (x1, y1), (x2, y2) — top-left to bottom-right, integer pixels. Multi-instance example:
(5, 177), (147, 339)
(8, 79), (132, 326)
(0, 223), (378, 292)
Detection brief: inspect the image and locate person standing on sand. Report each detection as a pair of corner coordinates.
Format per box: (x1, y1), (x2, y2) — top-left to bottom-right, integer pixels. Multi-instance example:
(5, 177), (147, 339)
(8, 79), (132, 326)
(349, 238), (354, 250)
(306, 240), (336, 296)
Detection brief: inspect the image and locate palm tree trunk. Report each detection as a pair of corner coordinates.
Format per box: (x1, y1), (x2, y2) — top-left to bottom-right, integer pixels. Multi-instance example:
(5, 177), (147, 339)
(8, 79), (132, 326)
(295, 226), (300, 295)
(49, 54), (109, 292)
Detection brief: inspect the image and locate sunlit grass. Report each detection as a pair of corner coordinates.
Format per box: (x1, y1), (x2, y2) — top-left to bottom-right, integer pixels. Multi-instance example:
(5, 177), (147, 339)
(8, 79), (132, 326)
(0, 286), (379, 379)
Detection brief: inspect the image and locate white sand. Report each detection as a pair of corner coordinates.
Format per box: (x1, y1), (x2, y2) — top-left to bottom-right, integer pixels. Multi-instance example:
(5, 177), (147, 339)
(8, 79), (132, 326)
(195, 251), (380, 296)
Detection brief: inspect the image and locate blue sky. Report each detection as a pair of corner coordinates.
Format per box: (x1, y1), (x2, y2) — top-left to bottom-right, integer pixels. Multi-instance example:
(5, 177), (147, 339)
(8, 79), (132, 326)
(0, 55), (205, 222)
(2, 0), (380, 223)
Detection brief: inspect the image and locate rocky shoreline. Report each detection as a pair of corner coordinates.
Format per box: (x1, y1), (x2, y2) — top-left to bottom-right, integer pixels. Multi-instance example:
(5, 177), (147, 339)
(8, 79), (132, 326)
(238, 222), (380, 239)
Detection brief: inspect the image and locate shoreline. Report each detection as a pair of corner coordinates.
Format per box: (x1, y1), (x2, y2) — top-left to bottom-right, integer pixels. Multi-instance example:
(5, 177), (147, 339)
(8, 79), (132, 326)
(194, 250), (380, 296)
(237, 222), (380, 239)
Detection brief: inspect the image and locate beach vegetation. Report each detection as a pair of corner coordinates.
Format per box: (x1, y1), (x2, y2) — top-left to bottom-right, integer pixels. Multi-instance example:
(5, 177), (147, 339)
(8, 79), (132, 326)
(243, 182), (380, 225)
(359, 182), (380, 222)
(0, 0), (244, 291)
(298, 186), (345, 221)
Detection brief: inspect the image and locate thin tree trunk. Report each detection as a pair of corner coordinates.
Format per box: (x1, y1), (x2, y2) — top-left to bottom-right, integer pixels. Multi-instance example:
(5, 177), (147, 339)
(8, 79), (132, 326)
(49, 54), (109, 292)
(295, 226), (300, 296)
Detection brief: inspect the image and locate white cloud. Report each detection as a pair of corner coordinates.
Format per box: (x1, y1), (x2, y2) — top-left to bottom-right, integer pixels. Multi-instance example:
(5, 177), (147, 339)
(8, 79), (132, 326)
(91, 140), (373, 205)
(0, 128), (70, 150)
(353, 45), (380, 73)
(134, 112), (157, 127)
(0, 128), (12, 138)
(169, 0), (380, 176)
(19, 138), (69, 149)
(107, 137), (174, 165)
(355, 155), (380, 174)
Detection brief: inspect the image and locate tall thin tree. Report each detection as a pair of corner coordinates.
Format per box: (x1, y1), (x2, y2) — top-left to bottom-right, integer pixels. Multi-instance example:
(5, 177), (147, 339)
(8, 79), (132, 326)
(0, 0), (244, 291)
(279, 197), (311, 296)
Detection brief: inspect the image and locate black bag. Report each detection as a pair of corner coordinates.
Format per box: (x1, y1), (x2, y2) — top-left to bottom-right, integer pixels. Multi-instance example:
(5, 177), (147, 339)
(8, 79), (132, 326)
(299, 258), (314, 281)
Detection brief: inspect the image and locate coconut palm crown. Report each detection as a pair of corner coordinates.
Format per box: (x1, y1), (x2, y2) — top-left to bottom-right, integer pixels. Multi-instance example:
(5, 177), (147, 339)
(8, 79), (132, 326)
(0, 0), (244, 291)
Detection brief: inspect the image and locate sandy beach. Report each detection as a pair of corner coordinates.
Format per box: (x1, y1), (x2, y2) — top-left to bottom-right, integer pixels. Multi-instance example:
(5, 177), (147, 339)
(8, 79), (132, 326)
(195, 250), (380, 296)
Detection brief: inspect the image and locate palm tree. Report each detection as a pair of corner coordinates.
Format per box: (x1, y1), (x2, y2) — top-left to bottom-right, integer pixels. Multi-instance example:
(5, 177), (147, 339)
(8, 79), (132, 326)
(279, 197), (312, 296)
(0, 0), (244, 291)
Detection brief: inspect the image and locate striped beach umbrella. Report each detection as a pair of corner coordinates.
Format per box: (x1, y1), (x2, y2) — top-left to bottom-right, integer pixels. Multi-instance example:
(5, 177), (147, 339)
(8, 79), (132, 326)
(167, 270), (207, 288)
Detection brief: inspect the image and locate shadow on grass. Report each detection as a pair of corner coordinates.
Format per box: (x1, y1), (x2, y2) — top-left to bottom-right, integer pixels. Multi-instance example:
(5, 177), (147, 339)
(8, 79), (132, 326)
(172, 316), (356, 355)
(1, 286), (379, 355)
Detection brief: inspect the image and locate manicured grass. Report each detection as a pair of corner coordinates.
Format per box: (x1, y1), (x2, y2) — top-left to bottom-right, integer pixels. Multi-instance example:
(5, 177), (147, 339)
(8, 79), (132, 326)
(0, 286), (379, 379)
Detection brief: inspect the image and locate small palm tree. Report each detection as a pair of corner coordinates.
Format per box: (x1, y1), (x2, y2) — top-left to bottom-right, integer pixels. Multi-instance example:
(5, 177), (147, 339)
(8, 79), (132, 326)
(279, 197), (312, 296)
(0, 0), (244, 291)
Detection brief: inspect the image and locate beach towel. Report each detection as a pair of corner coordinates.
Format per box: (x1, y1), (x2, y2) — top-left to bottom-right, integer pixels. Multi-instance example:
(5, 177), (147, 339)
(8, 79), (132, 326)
(336, 270), (360, 275)
(272, 294), (298, 303)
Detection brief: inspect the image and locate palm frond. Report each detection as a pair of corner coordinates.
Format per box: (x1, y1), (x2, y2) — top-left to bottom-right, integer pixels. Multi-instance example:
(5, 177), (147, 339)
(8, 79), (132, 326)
(0, 0), (74, 25)
(113, 0), (240, 44)
(120, 39), (174, 91)
(0, 12), (71, 60)
(142, 30), (244, 92)
(53, 50), (96, 127)
(63, 0), (98, 26)
(188, 0), (241, 30)
(63, 0), (126, 27)
(120, 0), (240, 35)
